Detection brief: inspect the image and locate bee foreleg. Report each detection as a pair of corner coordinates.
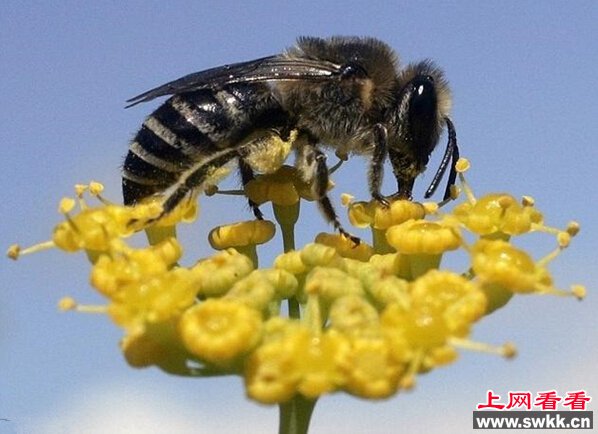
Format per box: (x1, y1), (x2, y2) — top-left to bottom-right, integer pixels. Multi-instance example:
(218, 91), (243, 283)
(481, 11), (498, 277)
(388, 148), (415, 200)
(424, 117), (459, 201)
(296, 136), (360, 245)
(369, 124), (390, 207)
(238, 157), (264, 220)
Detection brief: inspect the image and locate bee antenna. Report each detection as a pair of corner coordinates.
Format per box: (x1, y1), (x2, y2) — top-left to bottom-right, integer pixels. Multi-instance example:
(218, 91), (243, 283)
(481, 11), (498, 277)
(424, 117), (459, 200)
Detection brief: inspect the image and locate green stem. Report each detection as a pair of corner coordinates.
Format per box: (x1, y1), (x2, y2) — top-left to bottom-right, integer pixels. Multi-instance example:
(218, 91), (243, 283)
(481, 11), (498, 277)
(273, 202), (299, 253)
(273, 202), (301, 319)
(145, 225), (177, 245)
(236, 245), (259, 268)
(372, 228), (393, 254)
(278, 395), (317, 434)
(408, 253), (441, 279)
(281, 223), (296, 253)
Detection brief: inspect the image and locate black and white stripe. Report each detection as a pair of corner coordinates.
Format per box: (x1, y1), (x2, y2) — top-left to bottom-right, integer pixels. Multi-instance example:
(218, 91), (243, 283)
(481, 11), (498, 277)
(122, 83), (285, 207)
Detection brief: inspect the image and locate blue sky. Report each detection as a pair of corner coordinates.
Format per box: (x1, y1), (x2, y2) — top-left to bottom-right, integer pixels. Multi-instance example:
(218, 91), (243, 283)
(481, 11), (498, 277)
(1, 2), (597, 433)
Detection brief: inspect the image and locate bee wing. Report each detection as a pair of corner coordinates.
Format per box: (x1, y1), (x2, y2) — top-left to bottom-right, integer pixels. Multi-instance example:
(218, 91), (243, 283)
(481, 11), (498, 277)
(125, 55), (342, 108)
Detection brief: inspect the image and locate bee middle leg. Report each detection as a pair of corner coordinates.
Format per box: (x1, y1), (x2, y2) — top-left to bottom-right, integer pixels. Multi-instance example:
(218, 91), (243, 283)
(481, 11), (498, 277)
(368, 123), (390, 206)
(238, 157), (264, 220)
(296, 136), (360, 245)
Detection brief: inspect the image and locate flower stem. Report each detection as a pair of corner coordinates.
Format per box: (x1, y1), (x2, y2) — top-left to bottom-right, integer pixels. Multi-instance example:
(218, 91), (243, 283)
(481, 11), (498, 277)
(273, 203), (301, 319)
(278, 395), (317, 434)
(273, 203), (299, 253)
(288, 297), (301, 319)
(372, 228), (393, 253)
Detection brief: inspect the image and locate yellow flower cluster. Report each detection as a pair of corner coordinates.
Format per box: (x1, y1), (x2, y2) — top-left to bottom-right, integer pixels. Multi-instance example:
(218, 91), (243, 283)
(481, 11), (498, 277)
(8, 159), (585, 406)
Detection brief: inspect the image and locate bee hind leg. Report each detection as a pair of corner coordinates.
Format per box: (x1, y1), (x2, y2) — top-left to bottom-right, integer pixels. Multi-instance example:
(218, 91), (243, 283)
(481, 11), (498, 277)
(296, 136), (360, 245)
(238, 157), (264, 220)
(151, 148), (240, 223)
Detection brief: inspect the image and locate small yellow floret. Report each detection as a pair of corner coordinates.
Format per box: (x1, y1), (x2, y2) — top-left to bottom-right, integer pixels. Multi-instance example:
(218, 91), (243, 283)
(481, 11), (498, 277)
(372, 200), (426, 230)
(244, 165), (326, 206)
(88, 181), (105, 196)
(521, 195), (535, 207)
(121, 322), (192, 375)
(340, 193), (354, 206)
(274, 250), (308, 275)
(225, 270), (277, 311)
(347, 199), (425, 230)
(315, 232), (374, 261)
(209, 220), (275, 249)
(178, 299), (262, 365)
(471, 240), (545, 293)
(107, 266), (199, 328)
(557, 232), (571, 248)
(566, 221), (580, 237)
(571, 285), (586, 300)
(455, 158), (470, 172)
(191, 249), (254, 297)
(74, 184), (87, 197)
(58, 297), (77, 311)
(259, 268), (299, 299)
(59, 197), (76, 214)
(453, 193), (543, 236)
(299, 243), (345, 269)
(410, 270), (487, 335)
(304, 267), (364, 303)
(340, 336), (402, 398)
(245, 335), (299, 403)
(386, 220), (461, 254)
(7, 244), (20, 260)
(329, 295), (380, 336)
(293, 329), (350, 399)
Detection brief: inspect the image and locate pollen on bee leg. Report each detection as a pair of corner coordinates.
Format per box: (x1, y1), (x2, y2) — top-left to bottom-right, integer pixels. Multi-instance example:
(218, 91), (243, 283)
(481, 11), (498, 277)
(449, 337), (517, 359)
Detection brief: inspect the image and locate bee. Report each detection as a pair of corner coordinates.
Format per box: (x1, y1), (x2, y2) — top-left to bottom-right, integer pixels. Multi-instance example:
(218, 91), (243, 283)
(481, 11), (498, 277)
(123, 36), (458, 241)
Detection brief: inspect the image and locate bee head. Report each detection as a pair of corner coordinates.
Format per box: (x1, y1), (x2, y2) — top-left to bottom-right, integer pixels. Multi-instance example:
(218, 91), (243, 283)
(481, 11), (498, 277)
(393, 60), (452, 160)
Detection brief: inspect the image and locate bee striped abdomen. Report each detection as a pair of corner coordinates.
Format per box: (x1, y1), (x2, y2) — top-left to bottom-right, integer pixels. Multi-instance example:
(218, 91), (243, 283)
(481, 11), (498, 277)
(122, 84), (284, 205)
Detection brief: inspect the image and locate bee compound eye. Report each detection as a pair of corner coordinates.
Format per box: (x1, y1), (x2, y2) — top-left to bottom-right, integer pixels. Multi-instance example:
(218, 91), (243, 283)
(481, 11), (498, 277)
(340, 62), (368, 79)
